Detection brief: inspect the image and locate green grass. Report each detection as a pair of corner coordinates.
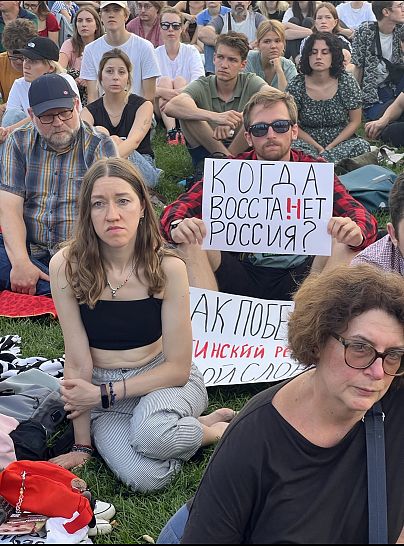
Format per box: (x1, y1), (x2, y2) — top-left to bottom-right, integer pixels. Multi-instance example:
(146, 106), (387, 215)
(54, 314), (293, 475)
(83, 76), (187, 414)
(0, 126), (398, 543)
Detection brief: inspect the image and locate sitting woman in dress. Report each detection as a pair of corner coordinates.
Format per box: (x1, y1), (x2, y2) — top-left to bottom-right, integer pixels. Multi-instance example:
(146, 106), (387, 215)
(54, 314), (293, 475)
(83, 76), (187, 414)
(59, 5), (103, 106)
(245, 20), (297, 91)
(80, 48), (161, 188)
(49, 157), (235, 492)
(286, 32), (370, 163)
(155, 7), (205, 145)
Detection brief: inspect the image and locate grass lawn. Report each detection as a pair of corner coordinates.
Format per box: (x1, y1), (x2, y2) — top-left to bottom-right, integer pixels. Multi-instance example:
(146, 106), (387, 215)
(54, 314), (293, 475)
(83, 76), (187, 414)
(0, 127), (397, 543)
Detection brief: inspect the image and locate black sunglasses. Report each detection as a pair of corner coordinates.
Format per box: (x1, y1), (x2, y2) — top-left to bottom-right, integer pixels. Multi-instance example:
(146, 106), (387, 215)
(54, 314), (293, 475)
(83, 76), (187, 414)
(160, 21), (182, 30)
(248, 120), (293, 137)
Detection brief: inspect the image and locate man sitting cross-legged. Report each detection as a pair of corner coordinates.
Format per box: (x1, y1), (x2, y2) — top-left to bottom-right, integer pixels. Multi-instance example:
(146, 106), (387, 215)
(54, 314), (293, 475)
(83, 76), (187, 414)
(161, 88), (378, 301)
(163, 31), (269, 175)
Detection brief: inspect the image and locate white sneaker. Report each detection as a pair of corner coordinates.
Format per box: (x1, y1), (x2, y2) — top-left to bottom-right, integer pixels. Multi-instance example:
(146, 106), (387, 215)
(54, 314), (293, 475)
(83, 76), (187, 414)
(93, 501), (116, 521)
(88, 518), (113, 537)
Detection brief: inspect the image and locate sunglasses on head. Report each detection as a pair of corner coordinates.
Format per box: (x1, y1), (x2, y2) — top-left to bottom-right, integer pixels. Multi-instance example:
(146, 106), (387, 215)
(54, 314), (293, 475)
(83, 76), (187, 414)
(248, 120), (293, 137)
(160, 21), (182, 30)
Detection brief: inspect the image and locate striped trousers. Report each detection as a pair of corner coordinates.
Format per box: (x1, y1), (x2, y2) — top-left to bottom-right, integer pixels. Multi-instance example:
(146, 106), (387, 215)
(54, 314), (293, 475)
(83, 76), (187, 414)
(91, 353), (208, 492)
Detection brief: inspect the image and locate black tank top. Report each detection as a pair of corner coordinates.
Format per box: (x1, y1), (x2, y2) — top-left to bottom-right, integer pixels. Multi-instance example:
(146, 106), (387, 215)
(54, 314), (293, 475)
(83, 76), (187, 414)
(79, 297), (163, 350)
(86, 94), (153, 157)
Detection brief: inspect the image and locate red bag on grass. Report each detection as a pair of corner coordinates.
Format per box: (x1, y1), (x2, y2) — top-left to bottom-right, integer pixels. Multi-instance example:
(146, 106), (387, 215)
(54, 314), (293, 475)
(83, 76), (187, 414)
(0, 461), (92, 533)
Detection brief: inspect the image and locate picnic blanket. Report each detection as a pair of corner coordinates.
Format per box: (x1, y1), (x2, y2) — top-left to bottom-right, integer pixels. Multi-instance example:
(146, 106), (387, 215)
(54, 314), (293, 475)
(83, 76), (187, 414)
(0, 335), (64, 381)
(0, 291), (57, 319)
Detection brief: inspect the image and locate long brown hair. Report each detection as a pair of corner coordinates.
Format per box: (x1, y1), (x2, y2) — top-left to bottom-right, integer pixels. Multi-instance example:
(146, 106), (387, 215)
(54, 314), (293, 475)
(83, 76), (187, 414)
(65, 158), (177, 308)
(71, 5), (103, 58)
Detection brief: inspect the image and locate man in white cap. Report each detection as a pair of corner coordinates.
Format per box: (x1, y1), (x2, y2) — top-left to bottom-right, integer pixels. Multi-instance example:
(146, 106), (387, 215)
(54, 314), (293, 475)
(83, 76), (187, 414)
(0, 74), (117, 296)
(80, 0), (160, 103)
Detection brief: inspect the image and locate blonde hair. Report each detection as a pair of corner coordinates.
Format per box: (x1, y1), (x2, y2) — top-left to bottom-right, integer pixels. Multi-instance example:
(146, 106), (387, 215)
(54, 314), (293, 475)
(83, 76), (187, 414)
(48, 60), (67, 74)
(243, 87), (298, 130)
(257, 1), (289, 17)
(256, 19), (286, 44)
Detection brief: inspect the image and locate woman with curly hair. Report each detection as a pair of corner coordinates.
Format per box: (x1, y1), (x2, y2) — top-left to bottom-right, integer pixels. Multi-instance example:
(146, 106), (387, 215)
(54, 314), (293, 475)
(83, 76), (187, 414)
(180, 264), (404, 543)
(286, 32), (369, 163)
(49, 157), (235, 492)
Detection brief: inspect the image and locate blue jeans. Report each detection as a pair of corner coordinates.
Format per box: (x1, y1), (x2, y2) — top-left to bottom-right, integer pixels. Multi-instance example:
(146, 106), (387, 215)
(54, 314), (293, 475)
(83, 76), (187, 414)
(127, 151), (162, 189)
(157, 504), (189, 544)
(0, 235), (51, 295)
(364, 75), (404, 121)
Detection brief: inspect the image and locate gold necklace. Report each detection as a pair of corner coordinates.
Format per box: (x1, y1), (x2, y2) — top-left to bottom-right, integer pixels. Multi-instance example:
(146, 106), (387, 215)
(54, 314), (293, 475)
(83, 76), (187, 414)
(107, 263), (136, 298)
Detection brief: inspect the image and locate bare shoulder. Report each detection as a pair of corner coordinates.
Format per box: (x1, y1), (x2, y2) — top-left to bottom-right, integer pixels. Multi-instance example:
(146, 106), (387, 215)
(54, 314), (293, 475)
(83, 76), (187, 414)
(161, 254), (187, 277)
(49, 247), (74, 294)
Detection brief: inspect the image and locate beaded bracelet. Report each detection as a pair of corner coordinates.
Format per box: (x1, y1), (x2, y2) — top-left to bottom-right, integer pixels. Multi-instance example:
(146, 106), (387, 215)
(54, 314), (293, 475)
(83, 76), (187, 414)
(109, 381), (117, 407)
(100, 383), (109, 409)
(72, 444), (93, 455)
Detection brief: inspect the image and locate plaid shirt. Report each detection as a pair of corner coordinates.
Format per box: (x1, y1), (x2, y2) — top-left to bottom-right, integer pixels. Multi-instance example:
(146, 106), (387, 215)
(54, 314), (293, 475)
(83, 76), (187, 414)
(161, 149), (378, 252)
(352, 235), (404, 275)
(0, 121), (117, 255)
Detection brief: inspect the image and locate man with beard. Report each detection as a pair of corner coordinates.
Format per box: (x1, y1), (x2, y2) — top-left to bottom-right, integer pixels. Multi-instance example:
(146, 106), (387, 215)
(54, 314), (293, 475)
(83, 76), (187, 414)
(0, 74), (117, 296)
(161, 88), (378, 301)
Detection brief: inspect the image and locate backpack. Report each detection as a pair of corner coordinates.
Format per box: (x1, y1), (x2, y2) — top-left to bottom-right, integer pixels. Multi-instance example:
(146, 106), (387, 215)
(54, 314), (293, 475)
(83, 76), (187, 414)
(339, 165), (397, 213)
(56, 12), (74, 48)
(0, 381), (74, 461)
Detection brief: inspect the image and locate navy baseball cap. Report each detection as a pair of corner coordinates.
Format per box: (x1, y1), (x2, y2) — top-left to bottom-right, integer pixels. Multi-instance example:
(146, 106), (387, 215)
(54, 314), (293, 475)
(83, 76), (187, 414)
(28, 74), (76, 117)
(16, 36), (59, 61)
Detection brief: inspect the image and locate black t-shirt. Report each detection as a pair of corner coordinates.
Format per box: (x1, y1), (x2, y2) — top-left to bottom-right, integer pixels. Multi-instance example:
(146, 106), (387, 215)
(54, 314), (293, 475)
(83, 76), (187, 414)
(86, 94), (153, 157)
(182, 379), (404, 544)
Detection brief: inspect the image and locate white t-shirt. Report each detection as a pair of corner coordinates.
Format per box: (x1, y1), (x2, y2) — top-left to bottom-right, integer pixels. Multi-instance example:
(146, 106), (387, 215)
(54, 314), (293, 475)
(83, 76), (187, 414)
(155, 43), (204, 85)
(336, 2), (376, 30)
(379, 31), (394, 62)
(6, 73), (82, 114)
(282, 7), (294, 23)
(80, 34), (161, 98)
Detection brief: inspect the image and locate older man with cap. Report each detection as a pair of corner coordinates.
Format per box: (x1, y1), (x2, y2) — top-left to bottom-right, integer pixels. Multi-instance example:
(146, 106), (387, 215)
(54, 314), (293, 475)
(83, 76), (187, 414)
(80, 0), (160, 103)
(0, 73), (117, 296)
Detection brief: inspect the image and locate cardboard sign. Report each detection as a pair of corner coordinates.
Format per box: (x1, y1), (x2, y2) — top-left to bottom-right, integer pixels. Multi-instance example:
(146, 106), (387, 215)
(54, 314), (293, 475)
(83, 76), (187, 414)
(202, 158), (334, 256)
(190, 288), (305, 387)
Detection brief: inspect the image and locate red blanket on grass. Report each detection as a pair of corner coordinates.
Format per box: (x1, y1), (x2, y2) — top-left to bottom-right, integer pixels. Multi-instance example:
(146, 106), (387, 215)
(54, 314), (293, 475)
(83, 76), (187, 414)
(0, 291), (57, 318)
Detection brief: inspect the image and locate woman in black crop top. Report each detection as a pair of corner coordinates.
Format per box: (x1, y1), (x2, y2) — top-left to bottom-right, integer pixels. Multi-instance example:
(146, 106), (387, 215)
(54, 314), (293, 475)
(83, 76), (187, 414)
(80, 48), (162, 189)
(49, 157), (236, 492)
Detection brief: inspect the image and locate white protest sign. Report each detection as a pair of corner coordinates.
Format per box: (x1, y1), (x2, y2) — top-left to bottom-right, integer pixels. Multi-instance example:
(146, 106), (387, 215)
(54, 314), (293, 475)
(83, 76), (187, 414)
(202, 158), (334, 256)
(190, 287), (305, 387)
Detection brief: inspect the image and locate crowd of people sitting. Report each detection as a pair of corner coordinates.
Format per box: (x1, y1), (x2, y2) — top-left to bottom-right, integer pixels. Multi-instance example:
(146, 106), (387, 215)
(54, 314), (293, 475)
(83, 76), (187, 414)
(0, 1), (403, 543)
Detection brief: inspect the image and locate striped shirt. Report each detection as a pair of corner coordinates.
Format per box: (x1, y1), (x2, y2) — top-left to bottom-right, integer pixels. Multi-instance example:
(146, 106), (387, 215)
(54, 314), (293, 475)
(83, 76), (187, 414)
(0, 121), (117, 255)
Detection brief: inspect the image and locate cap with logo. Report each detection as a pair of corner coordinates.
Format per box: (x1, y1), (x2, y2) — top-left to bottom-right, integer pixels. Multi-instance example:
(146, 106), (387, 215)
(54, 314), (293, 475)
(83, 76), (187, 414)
(28, 74), (76, 117)
(16, 36), (59, 61)
(100, 1), (128, 9)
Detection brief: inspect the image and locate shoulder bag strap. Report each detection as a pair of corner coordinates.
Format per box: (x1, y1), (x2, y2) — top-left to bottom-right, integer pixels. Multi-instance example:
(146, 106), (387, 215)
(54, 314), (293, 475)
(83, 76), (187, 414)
(227, 11), (232, 31)
(364, 401), (388, 544)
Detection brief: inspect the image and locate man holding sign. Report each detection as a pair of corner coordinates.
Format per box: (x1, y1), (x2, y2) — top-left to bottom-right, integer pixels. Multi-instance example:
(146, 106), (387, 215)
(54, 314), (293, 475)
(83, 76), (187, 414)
(161, 88), (378, 301)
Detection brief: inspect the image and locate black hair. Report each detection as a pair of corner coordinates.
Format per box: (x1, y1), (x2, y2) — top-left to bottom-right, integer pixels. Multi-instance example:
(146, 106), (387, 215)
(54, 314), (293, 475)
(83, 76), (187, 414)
(299, 31), (344, 78)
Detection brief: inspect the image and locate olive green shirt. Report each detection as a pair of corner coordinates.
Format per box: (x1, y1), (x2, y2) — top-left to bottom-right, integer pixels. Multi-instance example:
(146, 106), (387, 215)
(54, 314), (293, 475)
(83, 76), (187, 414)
(183, 72), (267, 128)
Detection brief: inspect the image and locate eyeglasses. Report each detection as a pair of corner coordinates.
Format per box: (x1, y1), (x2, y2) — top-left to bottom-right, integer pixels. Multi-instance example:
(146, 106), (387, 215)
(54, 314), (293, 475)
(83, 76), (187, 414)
(331, 333), (404, 377)
(137, 2), (153, 10)
(160, 22), (182, 31)
(38, 109), (74, 124)
(389, 1), (404, 10)
(248, 120), (293, 137)
(7, 54), (24, 63)
(24, 3), (39, 9)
